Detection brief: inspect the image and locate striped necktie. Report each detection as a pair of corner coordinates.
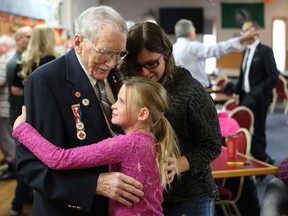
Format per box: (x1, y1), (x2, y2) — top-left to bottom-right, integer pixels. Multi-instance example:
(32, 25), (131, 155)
(96, 80), (122, 135)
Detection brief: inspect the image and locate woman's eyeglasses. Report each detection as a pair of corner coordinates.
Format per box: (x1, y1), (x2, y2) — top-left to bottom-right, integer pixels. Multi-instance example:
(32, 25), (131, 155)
(84, 38), (128, 60)
(134, 54), (162, 71)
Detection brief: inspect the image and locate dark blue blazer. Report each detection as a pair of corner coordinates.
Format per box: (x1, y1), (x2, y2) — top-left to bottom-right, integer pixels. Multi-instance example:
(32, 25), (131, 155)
(235, 43), (279, 103)
(16, 49), (117, 215)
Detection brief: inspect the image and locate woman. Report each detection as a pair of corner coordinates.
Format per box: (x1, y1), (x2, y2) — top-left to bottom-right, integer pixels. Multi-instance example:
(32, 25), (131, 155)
(13, 77), (180, 216)
(19, 24), (56, 84)
(119, 21), (222, 216)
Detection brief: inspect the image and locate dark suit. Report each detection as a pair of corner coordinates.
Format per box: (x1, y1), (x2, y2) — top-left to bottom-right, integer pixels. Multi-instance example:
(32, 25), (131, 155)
(16, 49), (118, 215)
(235, 43), (279, 161)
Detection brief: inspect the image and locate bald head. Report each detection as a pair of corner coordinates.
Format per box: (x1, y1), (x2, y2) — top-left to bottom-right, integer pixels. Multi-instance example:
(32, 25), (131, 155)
(15, 26), (33, 52)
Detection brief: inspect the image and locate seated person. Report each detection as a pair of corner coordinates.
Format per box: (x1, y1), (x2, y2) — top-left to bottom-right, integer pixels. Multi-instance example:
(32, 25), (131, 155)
(12, 77), (180, 216)
(261, 157), (288, 216)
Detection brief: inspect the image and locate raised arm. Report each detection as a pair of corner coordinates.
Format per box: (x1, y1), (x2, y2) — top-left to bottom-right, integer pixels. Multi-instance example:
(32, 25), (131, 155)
(13, 122), (128, 170)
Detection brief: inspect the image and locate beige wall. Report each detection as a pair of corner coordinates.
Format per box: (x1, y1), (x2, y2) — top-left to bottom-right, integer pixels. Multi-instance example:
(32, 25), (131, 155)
(101, 0), (288, 57)
(63, 0), (288, 70)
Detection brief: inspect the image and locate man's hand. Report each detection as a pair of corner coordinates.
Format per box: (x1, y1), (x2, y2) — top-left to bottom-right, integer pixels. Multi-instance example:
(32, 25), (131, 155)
(233, 94), (240, 105)
(13, 106), (27, 130)
(239, 27), (259, 44)
(96, 172), (144, 207)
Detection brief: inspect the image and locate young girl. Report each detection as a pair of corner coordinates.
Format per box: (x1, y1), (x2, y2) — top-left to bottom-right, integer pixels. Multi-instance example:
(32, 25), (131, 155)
(12, 76), (180, 216)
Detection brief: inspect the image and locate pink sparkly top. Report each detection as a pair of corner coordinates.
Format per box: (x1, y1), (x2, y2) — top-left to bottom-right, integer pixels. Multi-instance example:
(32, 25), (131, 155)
(13, 122), (164, 216)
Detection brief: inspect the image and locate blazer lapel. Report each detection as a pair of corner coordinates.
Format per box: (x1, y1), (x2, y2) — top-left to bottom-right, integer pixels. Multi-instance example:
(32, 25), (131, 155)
(66, 50), (111, 139)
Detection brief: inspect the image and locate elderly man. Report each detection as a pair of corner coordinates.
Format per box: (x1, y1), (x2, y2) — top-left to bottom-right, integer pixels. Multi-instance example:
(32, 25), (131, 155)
(15, 6), (143, 216)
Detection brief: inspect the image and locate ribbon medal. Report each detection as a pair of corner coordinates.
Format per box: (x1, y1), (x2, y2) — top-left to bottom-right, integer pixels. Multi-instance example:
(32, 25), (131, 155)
(71, 103), (86, 140)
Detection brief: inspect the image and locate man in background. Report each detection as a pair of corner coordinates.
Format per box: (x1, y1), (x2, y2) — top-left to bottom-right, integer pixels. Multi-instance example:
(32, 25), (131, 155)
(234, 20), (279, 165)
(0, 35), (16, 180)
(173, 19), (257, 87)
(6, 26), (32, 126)
(5, 25), (33, 216)
(233, 20), (279, 215)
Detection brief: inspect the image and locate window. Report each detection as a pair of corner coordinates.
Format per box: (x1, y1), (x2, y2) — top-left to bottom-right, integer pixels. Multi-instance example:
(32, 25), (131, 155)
(272, 18), (286, 72)
(204, 34), (216, 75)
(204, 18), (217, 75)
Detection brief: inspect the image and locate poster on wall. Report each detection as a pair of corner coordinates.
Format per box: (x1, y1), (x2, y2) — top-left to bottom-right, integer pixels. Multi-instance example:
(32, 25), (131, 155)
(221, 3), (264, 29)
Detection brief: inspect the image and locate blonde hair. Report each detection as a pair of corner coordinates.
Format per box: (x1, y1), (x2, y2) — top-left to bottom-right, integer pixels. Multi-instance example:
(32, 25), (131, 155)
(123, 77), (180, 189)
(19, 24), (56, 84)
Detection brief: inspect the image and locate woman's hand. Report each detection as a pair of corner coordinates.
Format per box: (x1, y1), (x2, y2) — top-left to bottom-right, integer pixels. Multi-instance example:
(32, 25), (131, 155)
(165, 156), (177, 184)
(13, 106), (27, 130)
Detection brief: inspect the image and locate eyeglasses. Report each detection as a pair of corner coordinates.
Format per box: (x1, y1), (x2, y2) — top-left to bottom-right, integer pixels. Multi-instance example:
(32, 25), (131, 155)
(84, 38), (128, 60)
(134, 54), (163, 71)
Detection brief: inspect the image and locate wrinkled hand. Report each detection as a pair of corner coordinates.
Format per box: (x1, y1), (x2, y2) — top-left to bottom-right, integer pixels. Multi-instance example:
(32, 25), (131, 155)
(13, 106), (27, 130)
(165, 156), (177, 184)
(233, 94), (240, 105)
(96, 172), (144, 207)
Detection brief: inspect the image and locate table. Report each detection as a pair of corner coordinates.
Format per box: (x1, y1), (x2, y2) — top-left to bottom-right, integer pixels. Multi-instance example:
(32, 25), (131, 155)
(206, 85), (221, 93)
(211, 147), (278, 179)
(210, 93), (233, 103)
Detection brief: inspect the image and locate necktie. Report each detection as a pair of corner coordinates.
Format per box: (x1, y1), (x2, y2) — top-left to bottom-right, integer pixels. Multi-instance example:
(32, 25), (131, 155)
(243, 48), (251, 73)
(96, 80), (122, 135)
(243, 48), (251, 92)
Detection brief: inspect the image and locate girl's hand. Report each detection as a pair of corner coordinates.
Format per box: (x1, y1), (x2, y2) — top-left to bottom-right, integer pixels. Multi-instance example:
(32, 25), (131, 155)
(13, 106), (27, 130)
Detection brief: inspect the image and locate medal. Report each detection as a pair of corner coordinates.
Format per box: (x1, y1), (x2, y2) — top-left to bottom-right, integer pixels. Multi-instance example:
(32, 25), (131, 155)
(75, 91), (81, 98)
(82, 98), (90, 106)
(77, 130), (86, 140)
(71, 103), (86, 140)
(76, 122), (84, 130)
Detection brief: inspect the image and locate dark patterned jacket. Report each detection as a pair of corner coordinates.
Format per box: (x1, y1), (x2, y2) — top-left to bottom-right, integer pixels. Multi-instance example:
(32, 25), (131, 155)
(163, 67), (222, 205)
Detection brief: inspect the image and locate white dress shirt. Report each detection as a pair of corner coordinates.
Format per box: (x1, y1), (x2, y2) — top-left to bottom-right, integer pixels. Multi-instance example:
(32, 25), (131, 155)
(173, 37), (242, 87)
(242, 39), (260, 93)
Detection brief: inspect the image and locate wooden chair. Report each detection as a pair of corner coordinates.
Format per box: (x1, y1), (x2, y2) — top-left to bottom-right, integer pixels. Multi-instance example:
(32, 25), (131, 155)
(222, 98), (238, 111)
(214, 75), (229, 92)
(229, 106), (254, 134)
(216, 128), (251, 216)
(270, 74), (288, 114)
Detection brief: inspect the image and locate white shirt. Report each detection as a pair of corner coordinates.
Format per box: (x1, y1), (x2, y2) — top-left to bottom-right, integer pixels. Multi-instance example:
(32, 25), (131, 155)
(173, 37), (242, 87)
(242, 39), (260, 93)
(0, 49), (15, 118)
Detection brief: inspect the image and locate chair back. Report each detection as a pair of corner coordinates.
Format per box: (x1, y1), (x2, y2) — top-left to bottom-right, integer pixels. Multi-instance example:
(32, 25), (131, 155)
(229, 106), (254, 133)
(214, 75), (229, 89)
(222, 98), (238, 111)
(236, 128), (251, 156)
(276, 75), (288, 99)
(270, 74), (288, 114)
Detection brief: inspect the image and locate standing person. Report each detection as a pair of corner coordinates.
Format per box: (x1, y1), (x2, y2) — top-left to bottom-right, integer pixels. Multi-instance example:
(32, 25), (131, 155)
(173, 19), (257, 88)
(0, 35), (16, 180)
(7, 24), (56, 216)
(234, 20), (279, 164)
(119, 21), (222, 216)
(6, 26), (32, 127)
(13, 77), (180, 216)
(15, 6), (144, 216)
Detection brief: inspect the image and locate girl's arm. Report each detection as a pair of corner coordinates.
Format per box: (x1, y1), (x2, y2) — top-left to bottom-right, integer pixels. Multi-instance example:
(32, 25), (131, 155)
(13, 122), (130, 170)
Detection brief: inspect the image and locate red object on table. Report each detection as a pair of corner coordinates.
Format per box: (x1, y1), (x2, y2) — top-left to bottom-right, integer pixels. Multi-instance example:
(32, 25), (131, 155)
(226, 135), (238, 161)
